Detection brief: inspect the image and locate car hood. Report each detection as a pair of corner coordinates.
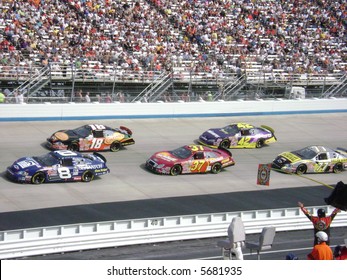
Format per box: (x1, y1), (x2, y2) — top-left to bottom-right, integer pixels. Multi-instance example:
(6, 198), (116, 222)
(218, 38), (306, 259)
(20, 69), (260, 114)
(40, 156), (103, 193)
(278, 152), (302, 163)
(150, 152), (180, 164)
(201, 128), (228, 140)
(10, 157), (42, 172)
(52, 130), (78, 141)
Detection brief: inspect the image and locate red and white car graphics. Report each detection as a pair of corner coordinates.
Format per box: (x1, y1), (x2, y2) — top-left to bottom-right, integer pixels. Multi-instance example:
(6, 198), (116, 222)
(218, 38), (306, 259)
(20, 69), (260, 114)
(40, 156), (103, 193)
(145, 145), (235, 175)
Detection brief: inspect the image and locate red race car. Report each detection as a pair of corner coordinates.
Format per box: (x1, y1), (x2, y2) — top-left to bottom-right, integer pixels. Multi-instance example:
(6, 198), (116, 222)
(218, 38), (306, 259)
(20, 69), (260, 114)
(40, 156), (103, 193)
(145, 145), (235, 175)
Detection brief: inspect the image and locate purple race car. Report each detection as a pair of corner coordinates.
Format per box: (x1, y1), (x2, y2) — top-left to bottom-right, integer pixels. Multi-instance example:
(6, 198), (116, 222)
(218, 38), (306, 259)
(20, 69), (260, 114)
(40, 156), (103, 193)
(198, 122), (277, 149)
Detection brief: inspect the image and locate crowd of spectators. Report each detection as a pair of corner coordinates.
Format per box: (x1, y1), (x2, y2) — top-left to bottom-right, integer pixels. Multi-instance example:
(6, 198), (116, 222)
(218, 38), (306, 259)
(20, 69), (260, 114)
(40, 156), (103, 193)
(0, 0), (346, 77)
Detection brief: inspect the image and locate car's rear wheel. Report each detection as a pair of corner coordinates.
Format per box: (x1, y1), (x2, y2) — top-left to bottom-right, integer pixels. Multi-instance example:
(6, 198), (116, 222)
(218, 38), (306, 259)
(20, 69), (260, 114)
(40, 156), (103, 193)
(170, 164), (182, 176)
(333, 163), (343, 174)
(219, 139), (230, 149)
(296, 164), (307, 175)
(69, 142), (79, 151)
(256, 139), (264, 148)
(211, 162), (222, 174)
(82, 170), (94, 182)
(110, 141), (121, 152)
(31, 172), (45, 184)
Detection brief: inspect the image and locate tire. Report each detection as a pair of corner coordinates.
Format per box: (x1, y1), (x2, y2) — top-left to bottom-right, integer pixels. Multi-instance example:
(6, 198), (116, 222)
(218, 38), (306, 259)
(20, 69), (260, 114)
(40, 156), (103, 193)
(333, 163), (343, 174)
(31, 172), (45, 184)
(82, 170), (94, 182)
(219, 139), (230, 149)
(211, 162), (222, 174)
(170, 164), (182, 176)
(256, 139), (264, 148)
(110, 141), (121, 152)
(69, 142), (79, 151)
(296, 164), (307, 175)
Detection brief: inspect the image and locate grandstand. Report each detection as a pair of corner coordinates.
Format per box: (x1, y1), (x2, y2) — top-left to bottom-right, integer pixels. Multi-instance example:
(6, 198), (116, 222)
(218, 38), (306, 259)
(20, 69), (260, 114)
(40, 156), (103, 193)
(0, 0), (346, 102)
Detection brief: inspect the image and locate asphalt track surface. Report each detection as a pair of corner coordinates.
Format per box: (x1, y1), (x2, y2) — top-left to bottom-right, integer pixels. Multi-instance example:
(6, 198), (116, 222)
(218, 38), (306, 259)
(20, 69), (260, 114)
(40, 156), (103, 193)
(1, 113), (347, 259)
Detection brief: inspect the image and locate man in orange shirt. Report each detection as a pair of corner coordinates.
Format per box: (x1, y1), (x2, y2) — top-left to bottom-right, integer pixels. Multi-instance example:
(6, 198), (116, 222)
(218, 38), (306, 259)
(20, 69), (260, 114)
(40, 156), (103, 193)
(307, 231), (333, 260)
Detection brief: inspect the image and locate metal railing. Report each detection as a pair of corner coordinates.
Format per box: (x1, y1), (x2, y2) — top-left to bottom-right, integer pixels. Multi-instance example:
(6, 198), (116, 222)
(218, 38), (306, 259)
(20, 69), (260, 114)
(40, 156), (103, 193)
(0, 205), (346, 259)
(1, 63), (346, 103)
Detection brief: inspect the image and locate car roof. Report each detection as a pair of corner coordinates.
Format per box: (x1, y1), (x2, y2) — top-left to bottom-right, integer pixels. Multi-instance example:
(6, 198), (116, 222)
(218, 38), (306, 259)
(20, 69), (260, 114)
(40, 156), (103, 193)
(231, 123), (255, 129)
(50, 151), (81, 159)
(184, 145), (212, 152)
(306, 145), (334, 153)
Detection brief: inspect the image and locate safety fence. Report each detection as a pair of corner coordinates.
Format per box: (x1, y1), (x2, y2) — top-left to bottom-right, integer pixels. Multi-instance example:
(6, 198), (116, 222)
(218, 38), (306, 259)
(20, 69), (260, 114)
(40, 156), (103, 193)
(0, 205), (346, 259)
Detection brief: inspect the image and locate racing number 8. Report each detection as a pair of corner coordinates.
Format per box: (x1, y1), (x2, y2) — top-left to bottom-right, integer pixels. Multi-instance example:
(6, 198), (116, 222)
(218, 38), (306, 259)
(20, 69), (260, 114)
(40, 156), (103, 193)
(58, 167), (72, 179)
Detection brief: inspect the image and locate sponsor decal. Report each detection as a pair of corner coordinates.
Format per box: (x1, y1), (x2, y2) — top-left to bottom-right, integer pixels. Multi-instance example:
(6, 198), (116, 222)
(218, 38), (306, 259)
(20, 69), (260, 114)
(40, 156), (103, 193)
(157, 152), (177, 162)
(17, 159), (40, 169)
(78, 164), (104, 170)
(55, 132), (69, 141)
(281, 152), (301, 162)
(207, 130), (220, 138)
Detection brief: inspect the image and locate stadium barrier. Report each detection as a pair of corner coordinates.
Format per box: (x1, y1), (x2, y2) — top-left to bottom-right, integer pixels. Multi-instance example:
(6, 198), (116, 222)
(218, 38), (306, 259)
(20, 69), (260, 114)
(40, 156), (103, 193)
(1, 98), (347, 122)
(0, 205), (346, 259)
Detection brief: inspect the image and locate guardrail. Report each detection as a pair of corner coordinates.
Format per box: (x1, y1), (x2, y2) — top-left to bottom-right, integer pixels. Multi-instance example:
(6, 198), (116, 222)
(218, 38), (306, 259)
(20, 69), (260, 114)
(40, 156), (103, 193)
(1, 205), (346, 259)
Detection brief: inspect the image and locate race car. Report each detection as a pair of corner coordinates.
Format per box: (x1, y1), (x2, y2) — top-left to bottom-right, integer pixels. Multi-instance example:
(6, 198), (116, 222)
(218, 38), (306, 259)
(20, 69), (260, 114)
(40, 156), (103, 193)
(46, 124), (135, 152)
(145, 144), (235, 175)
(272, 146), (347, 174)
(6, 150), (110, 184)
(198, 122), (277, 149)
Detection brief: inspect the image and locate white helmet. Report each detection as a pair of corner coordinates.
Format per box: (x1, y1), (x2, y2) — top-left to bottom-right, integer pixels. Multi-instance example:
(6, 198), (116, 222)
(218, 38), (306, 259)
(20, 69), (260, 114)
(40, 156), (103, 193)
(316, 231), (328, 242)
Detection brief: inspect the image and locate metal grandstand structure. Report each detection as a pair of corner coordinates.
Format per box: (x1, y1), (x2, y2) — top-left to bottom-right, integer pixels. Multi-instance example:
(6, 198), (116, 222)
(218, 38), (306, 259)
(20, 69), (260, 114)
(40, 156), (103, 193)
(1, 63), (346, 103)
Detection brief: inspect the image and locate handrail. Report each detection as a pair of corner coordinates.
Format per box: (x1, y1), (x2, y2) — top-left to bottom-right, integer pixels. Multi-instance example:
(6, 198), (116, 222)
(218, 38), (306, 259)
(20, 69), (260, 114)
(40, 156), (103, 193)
(130, 72), (169, 102)
(0, 63), (345, 86)
(320, 73), (347, 98)
(0, 205), (346, 259)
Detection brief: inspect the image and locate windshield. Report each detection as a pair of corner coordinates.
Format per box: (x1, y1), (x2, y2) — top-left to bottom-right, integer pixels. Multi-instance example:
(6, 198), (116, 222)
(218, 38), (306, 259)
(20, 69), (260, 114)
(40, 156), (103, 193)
(221, 125), (239, 135)
(292, 147), (318, 159)
(170, 146), (192, 159)
(73, 125), (91, 138)
(33, 153), (59, 166)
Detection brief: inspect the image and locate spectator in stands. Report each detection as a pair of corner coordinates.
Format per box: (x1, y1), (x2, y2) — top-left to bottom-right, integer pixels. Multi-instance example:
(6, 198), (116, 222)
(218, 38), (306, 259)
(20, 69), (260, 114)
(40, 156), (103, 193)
(307, 231), (333, 260)
(76, 90), (83, 103)
(0, 0), (346, 89)
(333, 245), (347, 260)
(105, 93), (112, 103)
(298, 202), (340, 245)
(84, 92), (91, 103)
(0, 90), (5, 103)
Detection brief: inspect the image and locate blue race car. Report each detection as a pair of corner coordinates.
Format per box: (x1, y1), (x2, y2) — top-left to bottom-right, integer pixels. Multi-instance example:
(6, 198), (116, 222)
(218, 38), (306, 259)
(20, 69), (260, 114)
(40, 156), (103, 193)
(6, 150), (110, 184)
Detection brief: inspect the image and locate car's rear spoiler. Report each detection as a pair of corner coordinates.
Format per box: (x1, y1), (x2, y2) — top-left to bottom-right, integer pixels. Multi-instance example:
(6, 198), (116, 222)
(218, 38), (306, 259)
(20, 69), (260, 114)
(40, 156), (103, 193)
(93, 152), (107, 163)
(336, 147), (347, 154)
(261, 125), (275, 133)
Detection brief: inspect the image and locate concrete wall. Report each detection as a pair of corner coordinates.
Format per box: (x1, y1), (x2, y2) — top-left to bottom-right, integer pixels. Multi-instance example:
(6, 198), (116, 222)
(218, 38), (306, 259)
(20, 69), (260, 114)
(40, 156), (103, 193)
(1, 98), (347, 121)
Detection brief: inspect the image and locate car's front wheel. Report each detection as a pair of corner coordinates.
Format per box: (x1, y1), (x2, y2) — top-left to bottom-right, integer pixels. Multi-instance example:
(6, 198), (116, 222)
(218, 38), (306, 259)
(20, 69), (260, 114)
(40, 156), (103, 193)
(296, 164), (307, 175)
(82, 170), (94, 182)
(110, 141), (121, 152)
(31, 172), (46, 184)
(170, 165), (182, 176)
(211, 162), (222, 174)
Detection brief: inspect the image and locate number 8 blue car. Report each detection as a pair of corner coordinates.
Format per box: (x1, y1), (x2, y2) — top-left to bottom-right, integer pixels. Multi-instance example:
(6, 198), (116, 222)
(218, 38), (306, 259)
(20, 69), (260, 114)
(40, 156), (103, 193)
(6, 150), (110, 184)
